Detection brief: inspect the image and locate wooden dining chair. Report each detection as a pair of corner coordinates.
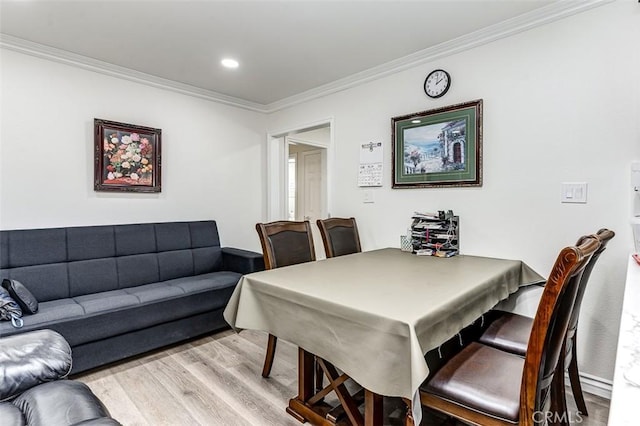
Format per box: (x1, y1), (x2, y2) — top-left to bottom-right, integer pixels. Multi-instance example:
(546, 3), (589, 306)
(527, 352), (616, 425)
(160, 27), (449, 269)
(255, 220), (316, 378)
(419, 236), (599, 426)
(478, 228), (614, 419)
(316, 217), (361, 258)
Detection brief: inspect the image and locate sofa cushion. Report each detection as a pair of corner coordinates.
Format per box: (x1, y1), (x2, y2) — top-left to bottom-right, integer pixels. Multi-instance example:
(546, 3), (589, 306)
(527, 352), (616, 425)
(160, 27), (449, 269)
(155, 222), (191, 251)
(74, 291), (139, 314)
(3, 264), (69, 302)
(6, 228), (67, 268)
(69, 259), (118, 297)
(166, 271), (241, 294)
(158, 250), (194, 281)
(0, 300), (84, 332)
(193, 247), (223, 274)
(123, 282), (184, 303)
(189, 221), (220, 247)
(115, 224), (156, 256)
(67, 226), (116, 261)
(117, 254), (160, 288)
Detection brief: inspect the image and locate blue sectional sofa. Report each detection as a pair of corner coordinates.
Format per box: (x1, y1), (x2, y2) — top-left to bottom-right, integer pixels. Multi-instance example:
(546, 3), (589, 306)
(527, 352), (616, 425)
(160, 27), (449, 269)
(0, 220), (264, 374)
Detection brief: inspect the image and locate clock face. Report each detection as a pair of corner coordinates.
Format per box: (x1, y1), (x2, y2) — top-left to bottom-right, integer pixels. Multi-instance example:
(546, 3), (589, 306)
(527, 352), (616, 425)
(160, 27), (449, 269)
(424, 69), (451, 98)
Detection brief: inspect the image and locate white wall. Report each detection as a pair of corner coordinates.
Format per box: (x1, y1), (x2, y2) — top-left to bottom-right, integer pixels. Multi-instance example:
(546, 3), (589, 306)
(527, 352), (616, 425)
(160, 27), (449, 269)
(267, 1), (640, 384)
(1, 0), (637, 389)
(0, 50), (266, 250)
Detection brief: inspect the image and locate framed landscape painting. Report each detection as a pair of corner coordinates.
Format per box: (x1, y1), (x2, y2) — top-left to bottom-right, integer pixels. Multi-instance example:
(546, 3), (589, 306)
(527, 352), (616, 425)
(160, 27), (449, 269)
(94, 119), (162, 193)
(392, 99), (483, 188)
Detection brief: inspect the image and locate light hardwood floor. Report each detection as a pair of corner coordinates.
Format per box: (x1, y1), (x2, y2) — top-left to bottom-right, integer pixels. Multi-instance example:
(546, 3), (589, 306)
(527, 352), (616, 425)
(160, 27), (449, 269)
(76, 329), (610, 426)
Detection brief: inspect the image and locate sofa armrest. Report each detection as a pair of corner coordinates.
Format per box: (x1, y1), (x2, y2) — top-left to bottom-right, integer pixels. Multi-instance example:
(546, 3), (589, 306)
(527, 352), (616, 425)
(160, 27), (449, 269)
(0, 330), (72, 402)
(222, 247), (265, 275)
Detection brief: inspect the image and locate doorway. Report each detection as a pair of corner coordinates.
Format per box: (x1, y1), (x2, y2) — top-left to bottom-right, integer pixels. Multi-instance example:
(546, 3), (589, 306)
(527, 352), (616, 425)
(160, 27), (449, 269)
(267, 120), (332, 257)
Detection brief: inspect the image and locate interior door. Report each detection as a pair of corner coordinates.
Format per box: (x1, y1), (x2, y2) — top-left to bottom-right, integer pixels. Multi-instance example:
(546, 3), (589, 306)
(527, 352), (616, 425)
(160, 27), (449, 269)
(297, 149), (322, 221)
(297, 149), (326, 257)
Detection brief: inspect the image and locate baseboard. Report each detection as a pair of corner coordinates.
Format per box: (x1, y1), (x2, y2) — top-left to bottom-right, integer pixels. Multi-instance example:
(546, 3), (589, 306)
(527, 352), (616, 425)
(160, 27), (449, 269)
(574, 371), (612, 400)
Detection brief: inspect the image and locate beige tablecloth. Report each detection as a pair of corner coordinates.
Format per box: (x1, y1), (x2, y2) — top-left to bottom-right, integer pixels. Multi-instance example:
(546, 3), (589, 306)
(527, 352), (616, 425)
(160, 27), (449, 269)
(224, 248), (543, 401)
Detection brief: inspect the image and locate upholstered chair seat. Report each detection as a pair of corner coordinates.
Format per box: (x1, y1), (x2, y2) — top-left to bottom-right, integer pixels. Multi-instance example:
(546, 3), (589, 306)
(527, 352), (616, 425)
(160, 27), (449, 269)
(423, 342), (524, 423)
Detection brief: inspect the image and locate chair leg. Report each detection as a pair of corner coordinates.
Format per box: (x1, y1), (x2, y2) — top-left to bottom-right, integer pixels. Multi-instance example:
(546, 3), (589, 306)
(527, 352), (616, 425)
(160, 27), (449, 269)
(262, 334), (278, 378)
(568, 343), (588, 416)
(550, 352), (570, 426)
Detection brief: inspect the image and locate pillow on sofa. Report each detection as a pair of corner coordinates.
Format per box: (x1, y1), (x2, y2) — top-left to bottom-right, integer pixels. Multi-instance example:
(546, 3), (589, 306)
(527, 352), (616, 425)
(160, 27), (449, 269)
(0, 286), (23, 328)
(2, 279), (38, 314)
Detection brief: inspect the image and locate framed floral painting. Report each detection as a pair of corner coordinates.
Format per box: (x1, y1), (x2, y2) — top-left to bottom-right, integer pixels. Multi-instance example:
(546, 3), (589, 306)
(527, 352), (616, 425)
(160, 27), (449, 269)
(94, 119), (162, 193)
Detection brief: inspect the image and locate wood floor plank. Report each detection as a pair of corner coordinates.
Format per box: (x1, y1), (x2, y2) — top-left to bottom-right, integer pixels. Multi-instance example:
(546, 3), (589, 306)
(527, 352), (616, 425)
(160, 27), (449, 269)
(83, 372), (150, 426)
(143, 350), (250, 426)
(112, 358), (201, 425)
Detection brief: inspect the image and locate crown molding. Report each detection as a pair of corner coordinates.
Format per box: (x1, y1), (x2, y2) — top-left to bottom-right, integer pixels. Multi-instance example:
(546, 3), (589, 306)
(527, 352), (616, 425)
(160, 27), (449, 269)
(0, 34), (266, 113)
(264, 0), (612, 113)
(0, 0), (611, 115)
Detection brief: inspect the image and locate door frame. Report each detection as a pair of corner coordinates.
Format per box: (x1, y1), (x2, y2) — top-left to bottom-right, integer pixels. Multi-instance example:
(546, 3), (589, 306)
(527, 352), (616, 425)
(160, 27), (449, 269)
(265, 118), (333, 221)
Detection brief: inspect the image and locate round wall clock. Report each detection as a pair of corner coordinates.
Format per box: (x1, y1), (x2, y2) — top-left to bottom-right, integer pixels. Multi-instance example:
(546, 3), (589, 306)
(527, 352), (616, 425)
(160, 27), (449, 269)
(424, 69), (451, 98)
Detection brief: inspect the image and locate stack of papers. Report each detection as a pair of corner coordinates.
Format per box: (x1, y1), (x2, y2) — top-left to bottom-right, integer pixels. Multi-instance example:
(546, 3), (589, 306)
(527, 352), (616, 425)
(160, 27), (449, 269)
(413, 211), (439, 219)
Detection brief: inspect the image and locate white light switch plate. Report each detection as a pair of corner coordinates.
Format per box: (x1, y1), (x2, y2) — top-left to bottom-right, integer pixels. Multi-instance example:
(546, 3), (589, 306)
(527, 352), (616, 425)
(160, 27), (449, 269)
(561, 182), (588, 203)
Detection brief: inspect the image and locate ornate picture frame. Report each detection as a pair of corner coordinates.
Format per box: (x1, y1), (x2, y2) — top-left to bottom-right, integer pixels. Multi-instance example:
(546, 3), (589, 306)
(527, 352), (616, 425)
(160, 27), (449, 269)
(94, 119), (162, 193)
(392, 99), (483, 188)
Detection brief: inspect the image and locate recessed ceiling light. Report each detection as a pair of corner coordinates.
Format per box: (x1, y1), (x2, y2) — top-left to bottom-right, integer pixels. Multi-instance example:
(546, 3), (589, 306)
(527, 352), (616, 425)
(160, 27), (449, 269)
(221, 58), (239, 69)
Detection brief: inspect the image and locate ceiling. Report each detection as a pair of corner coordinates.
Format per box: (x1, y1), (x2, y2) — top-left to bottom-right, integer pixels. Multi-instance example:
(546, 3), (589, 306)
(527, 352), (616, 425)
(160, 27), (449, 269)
(0, 1), (603, 111)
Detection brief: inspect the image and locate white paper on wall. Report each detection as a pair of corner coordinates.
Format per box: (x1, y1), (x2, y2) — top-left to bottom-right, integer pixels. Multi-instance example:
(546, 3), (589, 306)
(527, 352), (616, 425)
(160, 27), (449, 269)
(358, 141), (383, 187)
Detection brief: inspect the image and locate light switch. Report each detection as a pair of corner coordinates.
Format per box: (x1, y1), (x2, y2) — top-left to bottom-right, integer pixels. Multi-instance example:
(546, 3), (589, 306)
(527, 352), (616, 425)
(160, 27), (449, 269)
(363, 190), (375, 203)
(632, 162), (640, 191)
(561, 182), (588, 204)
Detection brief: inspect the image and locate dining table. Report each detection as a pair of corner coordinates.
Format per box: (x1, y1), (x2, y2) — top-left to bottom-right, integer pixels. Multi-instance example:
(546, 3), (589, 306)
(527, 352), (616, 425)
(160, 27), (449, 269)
(223, 248), (544, 425)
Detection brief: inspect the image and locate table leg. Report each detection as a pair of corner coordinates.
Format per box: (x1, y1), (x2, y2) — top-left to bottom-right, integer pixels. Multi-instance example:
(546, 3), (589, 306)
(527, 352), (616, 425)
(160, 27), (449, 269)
(299, 347), (315, 400)
(364, 390), (383, 426)
(287, 347), (315, 423)
(286, 348), (385, 426)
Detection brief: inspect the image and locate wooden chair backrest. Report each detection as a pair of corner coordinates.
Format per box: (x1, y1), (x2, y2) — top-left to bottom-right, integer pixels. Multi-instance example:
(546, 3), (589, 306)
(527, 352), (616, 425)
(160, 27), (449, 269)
(566, 229), (615, 339)
(520, 236), (600, 425)
(255, 221), (316, 270)
(316, 217), (362, 258)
